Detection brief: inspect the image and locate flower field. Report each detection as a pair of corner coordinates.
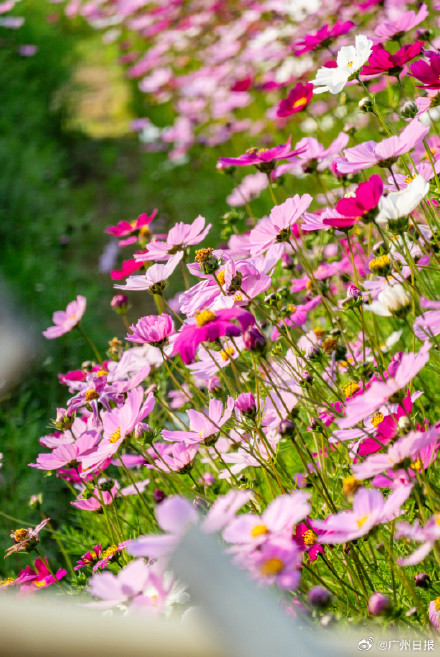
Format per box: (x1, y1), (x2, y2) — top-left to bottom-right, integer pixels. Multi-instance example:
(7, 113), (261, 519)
(3, 0), (440, 635)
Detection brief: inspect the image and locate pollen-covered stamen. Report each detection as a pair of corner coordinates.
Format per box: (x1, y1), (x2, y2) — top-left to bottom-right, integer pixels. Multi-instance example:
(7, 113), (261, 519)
(13, 528), (29, 543)
(303, 529), (317, 546)
(220, 346), (235, 361)
(251, 524), (269, 538)
(216, 269), (226, 286)
(195, 247), (214, 264)
(411, 458), (423, 471)
(101, 545), (118, 560)
(369, 254), (392, 275)
(0, 577), (14, 587)
(313, 327), (325, 339)
(292, 96), (307, 109)
(109, 428), (121, 444)
(357, 514), (369, 528)
(85, 389), (100, 402)
(342, 381), (360, 398)
(435, 596), (440, 611)
(343, 476), (361, 496)
(322, 337), (338, 354)
(371, 412), (385, 428)
(260, 557), (284, 576)
(195, 309), (216, 326)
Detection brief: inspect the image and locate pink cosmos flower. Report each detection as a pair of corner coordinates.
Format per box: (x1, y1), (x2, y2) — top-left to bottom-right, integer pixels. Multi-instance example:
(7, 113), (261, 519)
(105, 209), (157, 238)
(334, 175), (383, 224)
(276, 82), (313, 117)
(71, 483), (118, 512)
(30, 428), (101, 472)
(74, 544), (103, 570)
(273, 133), (349, 178)
(172, 307), (255, 364)
(337, 344), (431, 430)
(226, 172), (268, 207)
(80, 387), (155, 471)
(218, 137), (305, 171)
(429, 600), (440, 630)
(135, 215), (211, 262)
(397, 512), (440, 566)
(291, 21), (355, 56)
(374, 4), (428, 42)
(334, 119), (429, 174)
(243, 540), (302, 590)
(414, 297), (440, 340)
(222, 492), (311, 548)
(5, 519), (50, 558)
(362, 42), (424, 77)
(162, 397), (234, 446)
(15, 557), (66, 592)
(115, 251), (183, 293)
(42, 295), (86, 339)
(248, 194), (312, 255)
(148, 442), (199, 474)
(314, 486), (413, 544)
(127, 314), (174, 346)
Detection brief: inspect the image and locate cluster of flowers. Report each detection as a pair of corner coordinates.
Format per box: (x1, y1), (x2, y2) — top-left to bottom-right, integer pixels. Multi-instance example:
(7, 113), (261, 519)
(0, 1), (38, 56)
(7, 0), (440, 636)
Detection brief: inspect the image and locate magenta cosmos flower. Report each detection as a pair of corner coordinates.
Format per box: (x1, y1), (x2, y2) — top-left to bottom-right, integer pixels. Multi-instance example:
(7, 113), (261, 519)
(15, 557), (66, 592)
(42, 295), (86, 339)
(291, 21), (354, 56)
(127, 313), (174, 347)
(332, 175), (383, 227)
(276, 82), (313, 118)
(375, 4), (428, 42)
(172, 307), (255, 364)
(362, 42), (424, 77)
(218, 137), (305, 172)
(135, 215), (211, 262)
(248, 194), (312, 255)
(105, 209), (157, 242)
(411, 51), (440, 90)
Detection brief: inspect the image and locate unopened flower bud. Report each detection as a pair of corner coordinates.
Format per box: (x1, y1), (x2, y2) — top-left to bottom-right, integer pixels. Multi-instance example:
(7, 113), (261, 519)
(54, 408), (74, 431)
(305, 344), (322, 361)
(281, 253), (294, 270)
(29, 493), (43, 510)
(278, 419), (296, 437)
(111, 294), (129, 314)
(299, 371), (313, 388)
(343, 124), (356, 137)
(207, 376), (222, 394)
(308, 586), (332, 609)
(368, 592), (390, 616)
(398, 415), (410, 434)
(414, 572), (430, 588)
(359, 97), (374, 114)
(235, 392), (256, 417)
(153, 489), (166, 504)
(243, 327), (267, 354)
(400, 100), (418, 119)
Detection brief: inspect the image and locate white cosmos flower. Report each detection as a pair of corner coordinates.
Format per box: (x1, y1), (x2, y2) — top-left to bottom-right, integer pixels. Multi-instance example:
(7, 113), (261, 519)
(312, 35), (373, 95)
(376, 175), (429, 225)
(364, 283), (411, 317)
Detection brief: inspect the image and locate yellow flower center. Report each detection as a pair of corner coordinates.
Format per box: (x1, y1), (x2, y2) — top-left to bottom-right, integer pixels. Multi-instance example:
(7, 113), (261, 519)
(217, 269), (226, 286)
(220, 347), (235, 361)
(322, 337), (338, 354)
(404, 174), (416, 184)
(347, 61), (353, 68)
(435, 597), (440, 611)
(234, 293), (243, 301)
(435, 513), (440, 526)
(0, 577), (14, 587)
(251, 524), (269, 538)
(139, 226), (151, 238)
(357, 515), (369, 529)
(34, 580), (47, 588)
(342, 381), (360, 398)
(313, 328), (325, 339)
(343, 476), (360, 496)
(303, 529), (317, 546)
(83, 550), (97, 564)
(85, 389), (99, 402)
(109, 428), (121, 444)
(195, 309), (216, 327)
(260, 557), (284, 576)
(101, 545), (118, 560)
(292, 96), (307, 109)
(411, 458), (423, 472)
(95, 369), (107, 377)
(371, 412), (384, 428)
(14, 528), (29, 543)
(369, 254), (391, 273)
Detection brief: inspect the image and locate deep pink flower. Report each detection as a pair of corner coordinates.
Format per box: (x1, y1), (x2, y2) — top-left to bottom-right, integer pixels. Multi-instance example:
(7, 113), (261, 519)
(110, 258), (144, 281)
(334, 175), (383, 224)
(291, 21), (355, 56)
(105, 209), (157, 238)
(172, 307), (255, 364)
(411, 51), (440, 90)
(294, 521), (325, 562)
(127, 314), (174, 346)
(362, 42), (424, 77)
(15, 557), (66, 592)
(276, 83), (313, 118)
(218, 137), (305, 171)
(42, 295), (86, 339)
(74, 544), (103, 570)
